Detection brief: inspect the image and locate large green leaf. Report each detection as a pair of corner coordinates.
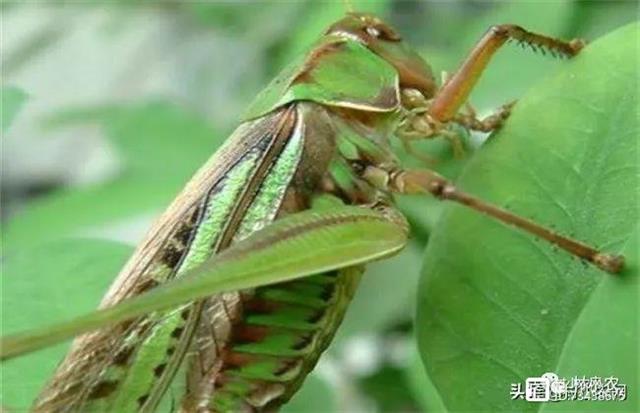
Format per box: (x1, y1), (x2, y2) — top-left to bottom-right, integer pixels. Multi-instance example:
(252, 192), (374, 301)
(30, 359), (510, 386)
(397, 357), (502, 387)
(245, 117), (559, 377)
(417, 23), (638, 412)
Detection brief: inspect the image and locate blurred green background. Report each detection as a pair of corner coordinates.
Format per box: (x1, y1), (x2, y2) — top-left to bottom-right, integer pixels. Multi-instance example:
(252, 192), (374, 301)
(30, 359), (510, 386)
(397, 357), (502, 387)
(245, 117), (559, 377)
(1, 1), (637, 412)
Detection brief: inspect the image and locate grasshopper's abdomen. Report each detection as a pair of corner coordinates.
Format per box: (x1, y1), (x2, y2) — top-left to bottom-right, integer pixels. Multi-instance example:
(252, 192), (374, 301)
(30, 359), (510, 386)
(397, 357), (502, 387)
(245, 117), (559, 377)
(185, 268), (362, 412)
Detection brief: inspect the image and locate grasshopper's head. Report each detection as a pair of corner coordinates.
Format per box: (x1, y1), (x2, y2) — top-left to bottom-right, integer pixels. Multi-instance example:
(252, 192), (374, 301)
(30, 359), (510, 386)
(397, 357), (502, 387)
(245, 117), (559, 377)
(326, 12), (437, 98)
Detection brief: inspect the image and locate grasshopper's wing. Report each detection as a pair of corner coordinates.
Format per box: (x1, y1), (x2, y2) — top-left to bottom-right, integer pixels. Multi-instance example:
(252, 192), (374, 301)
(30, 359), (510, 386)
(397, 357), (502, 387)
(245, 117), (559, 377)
(33, 104), (303, 412)
(177, 108), (403, 410)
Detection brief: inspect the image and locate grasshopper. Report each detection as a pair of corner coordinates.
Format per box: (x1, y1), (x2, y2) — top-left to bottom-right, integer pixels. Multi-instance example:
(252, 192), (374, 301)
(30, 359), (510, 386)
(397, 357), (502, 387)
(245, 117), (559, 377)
(1, 11), (624, 413)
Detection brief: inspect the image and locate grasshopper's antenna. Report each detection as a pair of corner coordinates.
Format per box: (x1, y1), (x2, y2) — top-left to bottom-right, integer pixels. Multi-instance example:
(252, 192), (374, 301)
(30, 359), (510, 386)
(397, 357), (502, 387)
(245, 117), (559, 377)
(343, 0), (355, 13)
(367, 167), (625, 274)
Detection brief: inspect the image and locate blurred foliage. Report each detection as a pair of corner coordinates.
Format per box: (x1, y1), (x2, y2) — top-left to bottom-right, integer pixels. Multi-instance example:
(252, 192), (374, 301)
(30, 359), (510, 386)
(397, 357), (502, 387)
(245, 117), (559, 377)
(1, 86), (27, 133)
(360, 364), (422, 411)
(1, 1), (637, 412)
(283, 373), (338, 413)
(4, 102), (223, 248)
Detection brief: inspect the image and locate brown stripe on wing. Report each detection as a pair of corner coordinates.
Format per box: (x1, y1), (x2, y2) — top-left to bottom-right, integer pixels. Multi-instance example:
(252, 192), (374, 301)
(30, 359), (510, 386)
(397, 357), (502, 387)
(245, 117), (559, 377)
(140, 105), (299, 411)
(179, 105), (300, 410)
(181, 103), (348, 412)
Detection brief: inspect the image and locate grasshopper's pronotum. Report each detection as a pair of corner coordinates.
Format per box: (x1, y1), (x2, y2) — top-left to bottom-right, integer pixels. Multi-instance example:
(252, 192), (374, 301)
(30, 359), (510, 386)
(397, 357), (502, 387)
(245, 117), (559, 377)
(1, 12), (623, 413)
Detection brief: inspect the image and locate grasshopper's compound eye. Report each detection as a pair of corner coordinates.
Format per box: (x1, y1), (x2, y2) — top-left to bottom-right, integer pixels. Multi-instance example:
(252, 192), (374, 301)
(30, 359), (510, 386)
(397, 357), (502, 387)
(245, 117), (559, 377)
(361, 19), (402, 42)
(366, 26), (381, 38)
(325, 13), (401, 43)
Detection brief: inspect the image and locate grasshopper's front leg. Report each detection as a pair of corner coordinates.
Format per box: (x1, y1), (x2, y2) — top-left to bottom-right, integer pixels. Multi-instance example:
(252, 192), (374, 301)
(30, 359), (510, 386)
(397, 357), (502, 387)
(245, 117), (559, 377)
(398, 25), (585, 155)
(430, 24), (584, 122)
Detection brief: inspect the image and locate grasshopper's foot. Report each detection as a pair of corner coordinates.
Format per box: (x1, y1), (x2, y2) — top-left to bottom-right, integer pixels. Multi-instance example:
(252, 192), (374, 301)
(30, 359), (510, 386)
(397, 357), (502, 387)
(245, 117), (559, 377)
(454, 101), (516, 133)
(396, 103), (466, 162)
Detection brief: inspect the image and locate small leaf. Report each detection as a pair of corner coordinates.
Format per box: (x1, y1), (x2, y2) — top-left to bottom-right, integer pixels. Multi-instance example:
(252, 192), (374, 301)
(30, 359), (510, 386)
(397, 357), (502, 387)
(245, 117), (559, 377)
(417, 24), (638, 412)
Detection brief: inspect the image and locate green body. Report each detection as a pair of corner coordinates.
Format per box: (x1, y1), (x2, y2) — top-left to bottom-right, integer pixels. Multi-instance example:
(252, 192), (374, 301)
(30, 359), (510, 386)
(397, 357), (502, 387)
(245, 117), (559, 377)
(33, 17), (414, 413)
